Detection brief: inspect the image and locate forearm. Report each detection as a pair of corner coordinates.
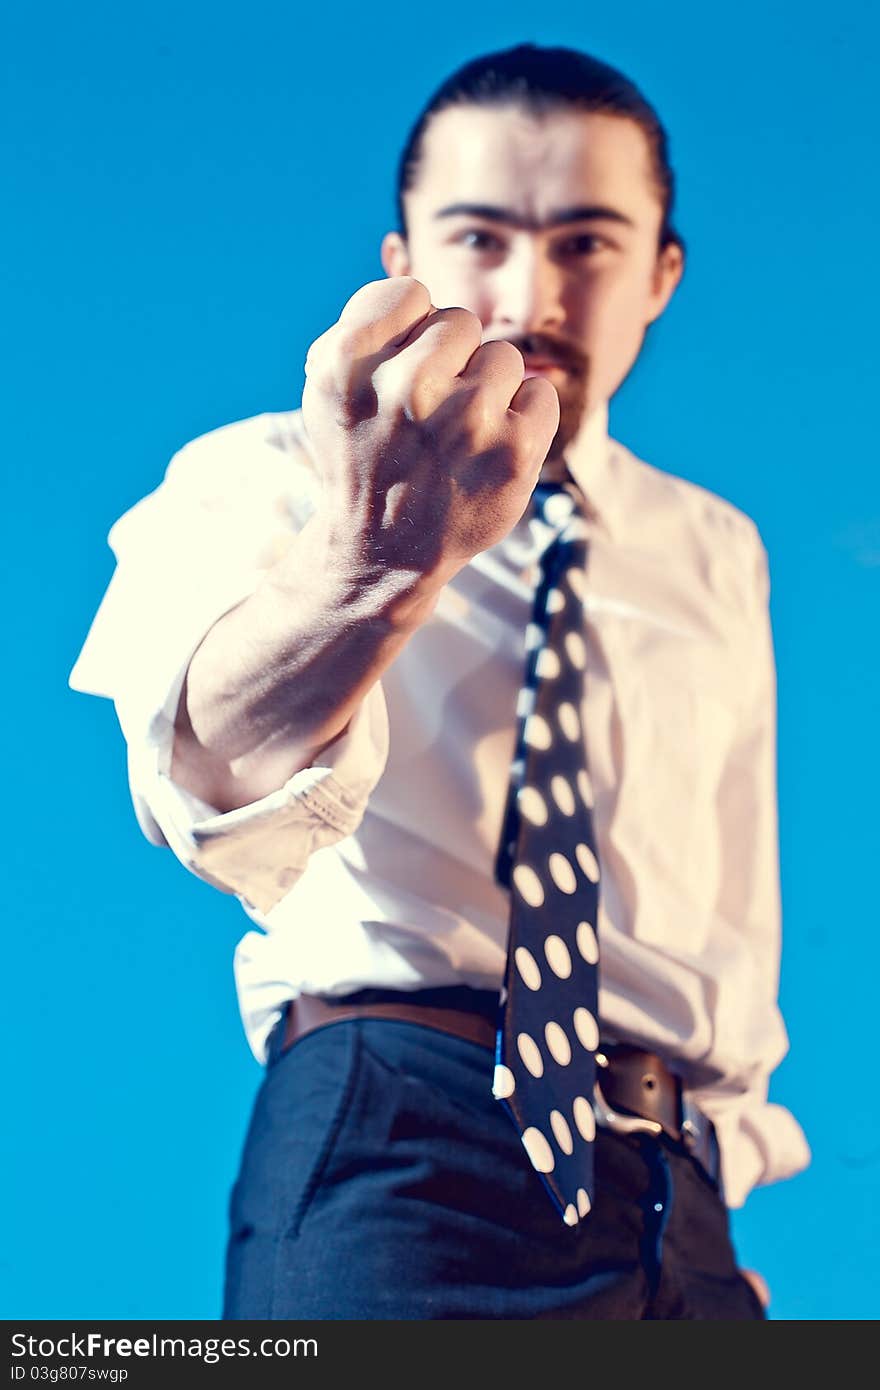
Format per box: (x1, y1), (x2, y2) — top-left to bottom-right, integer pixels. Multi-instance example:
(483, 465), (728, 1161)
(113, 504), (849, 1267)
(171, 510), (442, 812)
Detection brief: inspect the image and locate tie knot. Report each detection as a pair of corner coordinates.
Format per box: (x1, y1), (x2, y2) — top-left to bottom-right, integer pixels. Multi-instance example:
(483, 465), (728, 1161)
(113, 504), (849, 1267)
(532, 479), (578, 532)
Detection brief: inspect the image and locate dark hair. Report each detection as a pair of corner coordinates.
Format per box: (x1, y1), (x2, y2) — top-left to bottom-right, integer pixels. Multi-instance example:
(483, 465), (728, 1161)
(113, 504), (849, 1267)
(395, 42), (684, 256)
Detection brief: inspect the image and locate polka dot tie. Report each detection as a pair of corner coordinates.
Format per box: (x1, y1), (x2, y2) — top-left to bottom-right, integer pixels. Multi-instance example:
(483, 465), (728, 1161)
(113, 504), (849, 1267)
(493, 478), (601, 1228)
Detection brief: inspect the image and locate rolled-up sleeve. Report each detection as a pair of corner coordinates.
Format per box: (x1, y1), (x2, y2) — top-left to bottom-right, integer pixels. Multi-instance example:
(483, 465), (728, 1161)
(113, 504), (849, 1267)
(699, 525), (811, 1206)
(69, 412), (390, 918)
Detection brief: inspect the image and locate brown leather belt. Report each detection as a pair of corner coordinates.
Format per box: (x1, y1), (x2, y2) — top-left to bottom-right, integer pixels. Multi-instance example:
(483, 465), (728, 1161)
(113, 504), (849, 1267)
(278, 990), (684, 1139)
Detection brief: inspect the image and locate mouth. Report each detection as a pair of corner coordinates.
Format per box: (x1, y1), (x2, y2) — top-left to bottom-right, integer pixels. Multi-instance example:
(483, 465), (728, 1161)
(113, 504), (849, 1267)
(521, 359), (569, 380)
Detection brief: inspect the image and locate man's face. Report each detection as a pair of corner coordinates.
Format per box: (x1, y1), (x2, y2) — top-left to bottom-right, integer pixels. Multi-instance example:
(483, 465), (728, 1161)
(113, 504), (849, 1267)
(381, 103), (684, 460)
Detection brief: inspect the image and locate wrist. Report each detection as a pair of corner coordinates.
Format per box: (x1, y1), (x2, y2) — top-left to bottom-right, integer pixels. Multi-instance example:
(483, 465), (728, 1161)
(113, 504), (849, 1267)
(263, 509), (446, 638)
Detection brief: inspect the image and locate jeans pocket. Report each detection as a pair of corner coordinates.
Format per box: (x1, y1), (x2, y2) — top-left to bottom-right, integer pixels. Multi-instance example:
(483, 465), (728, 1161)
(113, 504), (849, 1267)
(227, 1022), (363, 1246)
(276, 1023), (366, 1236)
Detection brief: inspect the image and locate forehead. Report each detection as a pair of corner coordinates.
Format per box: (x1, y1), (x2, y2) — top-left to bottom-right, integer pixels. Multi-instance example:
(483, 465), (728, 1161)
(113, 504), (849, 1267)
(411, 104), (660, 226)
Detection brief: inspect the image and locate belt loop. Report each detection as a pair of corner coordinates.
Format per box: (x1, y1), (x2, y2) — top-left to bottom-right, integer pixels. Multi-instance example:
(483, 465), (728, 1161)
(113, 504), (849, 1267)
(680, 1094), (723, 1192)
(264, 1005), (290, 1067)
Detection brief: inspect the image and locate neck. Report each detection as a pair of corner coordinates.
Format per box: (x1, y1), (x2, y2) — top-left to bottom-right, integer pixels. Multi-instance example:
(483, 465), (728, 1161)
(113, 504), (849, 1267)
(539, 399), (609, 483)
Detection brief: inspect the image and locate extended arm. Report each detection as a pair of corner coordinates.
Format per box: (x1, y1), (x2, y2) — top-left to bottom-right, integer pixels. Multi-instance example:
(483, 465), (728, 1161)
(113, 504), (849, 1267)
(171, 276), (559, 813)
(171, 508), (440, 813)
(70, 277), (558, 915)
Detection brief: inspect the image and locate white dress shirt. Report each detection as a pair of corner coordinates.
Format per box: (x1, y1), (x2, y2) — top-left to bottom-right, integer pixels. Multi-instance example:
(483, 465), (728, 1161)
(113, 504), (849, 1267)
(69, 401), (811, 1209)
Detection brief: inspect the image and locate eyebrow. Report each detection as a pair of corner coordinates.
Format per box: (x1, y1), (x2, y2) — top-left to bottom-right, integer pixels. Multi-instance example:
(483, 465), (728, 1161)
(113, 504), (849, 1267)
(432, 202), (637, 231)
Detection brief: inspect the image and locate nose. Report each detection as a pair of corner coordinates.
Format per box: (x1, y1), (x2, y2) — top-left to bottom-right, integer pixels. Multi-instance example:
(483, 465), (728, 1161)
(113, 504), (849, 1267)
(492, 240), (566, 336)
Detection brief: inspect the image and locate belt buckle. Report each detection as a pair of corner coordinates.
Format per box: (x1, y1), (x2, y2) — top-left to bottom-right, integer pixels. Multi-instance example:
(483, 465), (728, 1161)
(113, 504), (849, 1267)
(592, 1049), (663, 1138)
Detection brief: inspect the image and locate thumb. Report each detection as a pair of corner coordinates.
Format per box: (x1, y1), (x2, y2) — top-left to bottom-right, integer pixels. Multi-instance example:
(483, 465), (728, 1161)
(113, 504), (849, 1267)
(739, 1268), (771, 1309)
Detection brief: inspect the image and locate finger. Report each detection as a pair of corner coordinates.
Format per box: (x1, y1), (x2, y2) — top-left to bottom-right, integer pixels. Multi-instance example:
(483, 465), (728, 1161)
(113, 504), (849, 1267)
(339, 276), (434, 351)
(376, 307), (485, 415)
(391, 305), (484, 373)
(503, 376), (560, 475)
(508, 373), (561, 436)
(457, 338), (526, 401)
(739, 1269), (771, 1308)
(305, 277), (434, 380)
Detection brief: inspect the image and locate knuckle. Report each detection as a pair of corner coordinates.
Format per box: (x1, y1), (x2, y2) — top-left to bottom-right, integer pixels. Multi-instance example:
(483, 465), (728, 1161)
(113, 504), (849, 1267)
(410, 360), (443, 392)
(439, 305), (483, 340)
(333, 324), (374, 363)
(456, 388), (498, 437)
(406, 365), (445, 417)
(303, 347), (335, 391)
(343, 275), (430, 323)
(483, 339), (525, 372)
(305, 328), (369, 404)
(397, 275), (432, 306)
(303, 326), (331, 373)
(433, 385), (502, 450)
(516, 375), (560, 419)
(340, 278), (387, 316)
(510, 418), (552, 470)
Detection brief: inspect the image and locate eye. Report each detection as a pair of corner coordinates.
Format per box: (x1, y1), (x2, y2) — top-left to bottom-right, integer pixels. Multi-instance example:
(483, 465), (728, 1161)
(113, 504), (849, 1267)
(458, 228), (504, 252)
(558, 233), (610, 256)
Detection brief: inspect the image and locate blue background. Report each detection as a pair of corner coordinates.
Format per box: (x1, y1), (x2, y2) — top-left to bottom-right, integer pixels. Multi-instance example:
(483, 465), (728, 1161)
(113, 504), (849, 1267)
(4, 1), (877, 1321)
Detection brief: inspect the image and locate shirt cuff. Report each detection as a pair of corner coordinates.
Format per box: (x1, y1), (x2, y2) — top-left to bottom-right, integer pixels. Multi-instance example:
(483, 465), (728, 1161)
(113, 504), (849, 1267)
(693, 1091), (812, 1208)
(128, 679), (389, 917)
(97, 562), (391, 915)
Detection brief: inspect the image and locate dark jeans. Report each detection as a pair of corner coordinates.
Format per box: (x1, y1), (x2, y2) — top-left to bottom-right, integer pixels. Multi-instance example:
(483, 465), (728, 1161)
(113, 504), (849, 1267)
(222, 1010), (765, 1320)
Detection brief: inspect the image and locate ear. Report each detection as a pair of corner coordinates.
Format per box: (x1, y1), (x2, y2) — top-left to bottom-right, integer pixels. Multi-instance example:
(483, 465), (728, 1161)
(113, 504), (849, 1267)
(645, 241), (685, 325)
(380, 230), (412, 278)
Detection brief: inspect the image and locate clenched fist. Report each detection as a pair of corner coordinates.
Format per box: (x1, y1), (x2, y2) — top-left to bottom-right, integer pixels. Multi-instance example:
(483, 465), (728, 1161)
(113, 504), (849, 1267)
(302, 277), (560, 586)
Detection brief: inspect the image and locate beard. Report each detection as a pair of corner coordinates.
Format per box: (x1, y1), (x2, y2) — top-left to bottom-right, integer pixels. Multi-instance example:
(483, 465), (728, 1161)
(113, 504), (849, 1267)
(543, 362), (592, 465)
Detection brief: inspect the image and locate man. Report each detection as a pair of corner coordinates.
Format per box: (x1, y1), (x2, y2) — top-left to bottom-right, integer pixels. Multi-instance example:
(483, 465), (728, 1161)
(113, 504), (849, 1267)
(69, 43), (809, 1319)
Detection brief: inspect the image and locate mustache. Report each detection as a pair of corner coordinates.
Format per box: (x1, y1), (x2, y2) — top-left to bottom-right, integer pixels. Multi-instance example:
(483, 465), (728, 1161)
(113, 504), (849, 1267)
(490, 333), (586, 375)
